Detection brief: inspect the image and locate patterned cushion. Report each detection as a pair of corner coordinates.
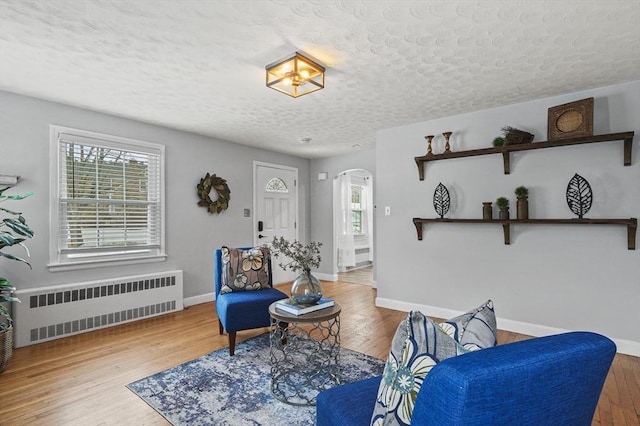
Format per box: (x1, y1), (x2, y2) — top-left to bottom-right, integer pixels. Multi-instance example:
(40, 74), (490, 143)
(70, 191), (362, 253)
(219, 246), (271, 294)
(371, 302), (498, 426)
(370, 311), (467, 426)
(439, 300), (497, 351)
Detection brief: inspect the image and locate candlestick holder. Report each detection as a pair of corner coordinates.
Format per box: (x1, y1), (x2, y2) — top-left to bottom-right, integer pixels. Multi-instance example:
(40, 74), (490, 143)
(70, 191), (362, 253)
(443, 131), (452, 153)
(424, 135), (434, 156)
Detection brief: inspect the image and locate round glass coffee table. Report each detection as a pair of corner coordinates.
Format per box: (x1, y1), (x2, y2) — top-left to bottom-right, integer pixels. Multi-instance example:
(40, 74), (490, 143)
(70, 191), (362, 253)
(268, 301), (341, 406)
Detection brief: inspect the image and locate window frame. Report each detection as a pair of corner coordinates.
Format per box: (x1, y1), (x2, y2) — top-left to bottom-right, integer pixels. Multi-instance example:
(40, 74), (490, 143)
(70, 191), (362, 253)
(49, 125), (166, 271)
(265, 177), (289, 193)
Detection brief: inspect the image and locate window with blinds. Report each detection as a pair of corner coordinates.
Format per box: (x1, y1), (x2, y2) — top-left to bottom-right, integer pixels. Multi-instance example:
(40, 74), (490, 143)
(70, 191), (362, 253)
(50, 126), (165, 268)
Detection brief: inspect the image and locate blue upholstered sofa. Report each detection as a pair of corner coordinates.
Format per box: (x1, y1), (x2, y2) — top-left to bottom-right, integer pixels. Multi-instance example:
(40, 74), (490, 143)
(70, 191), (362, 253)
(317, 331), (615, 426)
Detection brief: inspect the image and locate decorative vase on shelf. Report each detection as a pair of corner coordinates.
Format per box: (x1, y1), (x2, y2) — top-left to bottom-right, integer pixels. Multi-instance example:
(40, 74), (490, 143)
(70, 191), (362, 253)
(499, 207), (510, 220)
(482, 202), (493, 220)
(516, 197), (529, 220)
(290, 269), (323, 306)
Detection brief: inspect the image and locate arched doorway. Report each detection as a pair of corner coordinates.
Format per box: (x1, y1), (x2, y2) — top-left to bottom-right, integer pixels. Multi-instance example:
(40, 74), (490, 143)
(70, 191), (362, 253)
(333, 169), (374, 286)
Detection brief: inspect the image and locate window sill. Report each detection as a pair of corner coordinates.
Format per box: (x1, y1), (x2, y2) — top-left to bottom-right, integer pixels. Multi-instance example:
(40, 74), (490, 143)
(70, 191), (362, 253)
(48, 254), (167, 272)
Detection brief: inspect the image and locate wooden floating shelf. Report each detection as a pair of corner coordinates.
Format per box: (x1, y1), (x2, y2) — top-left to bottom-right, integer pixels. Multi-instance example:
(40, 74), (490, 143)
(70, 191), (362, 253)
(414, 132), (635, 180)
(412, 217), (638, 250)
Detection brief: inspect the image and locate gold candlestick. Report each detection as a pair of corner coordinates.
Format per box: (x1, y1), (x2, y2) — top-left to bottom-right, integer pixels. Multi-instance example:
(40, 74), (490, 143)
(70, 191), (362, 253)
(424, 135), (434, 156)
(443, 131), (452, 153)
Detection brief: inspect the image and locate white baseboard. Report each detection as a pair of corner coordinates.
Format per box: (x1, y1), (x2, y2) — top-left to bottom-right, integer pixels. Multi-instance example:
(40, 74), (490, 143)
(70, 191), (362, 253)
(375, 297), (640, 357)
(316, 272), (338, 282)
(184, 292), (215, 307)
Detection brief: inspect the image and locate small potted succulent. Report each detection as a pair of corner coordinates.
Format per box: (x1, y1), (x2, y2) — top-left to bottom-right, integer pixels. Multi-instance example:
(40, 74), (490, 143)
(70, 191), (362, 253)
(496, 196), (510, 220)
(515, 186), (529, 220)
(0, 186), (34, 373)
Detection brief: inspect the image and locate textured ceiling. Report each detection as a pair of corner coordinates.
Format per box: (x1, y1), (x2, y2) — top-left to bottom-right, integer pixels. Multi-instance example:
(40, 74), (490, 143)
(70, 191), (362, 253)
(0, 0), (638, 158)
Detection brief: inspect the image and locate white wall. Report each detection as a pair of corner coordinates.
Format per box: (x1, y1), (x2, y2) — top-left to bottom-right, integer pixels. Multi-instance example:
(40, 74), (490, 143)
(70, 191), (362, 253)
(376, 81), (640, 354)
(0, 91), (311, 303)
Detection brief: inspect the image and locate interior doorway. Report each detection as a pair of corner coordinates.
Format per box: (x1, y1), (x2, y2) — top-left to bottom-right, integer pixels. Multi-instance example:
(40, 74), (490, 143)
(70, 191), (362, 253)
(333, 169), (374, 286)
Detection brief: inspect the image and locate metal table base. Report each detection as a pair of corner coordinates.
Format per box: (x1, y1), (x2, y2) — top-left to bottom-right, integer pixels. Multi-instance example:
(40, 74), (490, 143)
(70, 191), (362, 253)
(268, 302), (341, 406)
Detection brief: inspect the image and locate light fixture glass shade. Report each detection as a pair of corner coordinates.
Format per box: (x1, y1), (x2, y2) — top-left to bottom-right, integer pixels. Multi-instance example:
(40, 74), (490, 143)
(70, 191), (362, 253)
(266, 52), (325, 98)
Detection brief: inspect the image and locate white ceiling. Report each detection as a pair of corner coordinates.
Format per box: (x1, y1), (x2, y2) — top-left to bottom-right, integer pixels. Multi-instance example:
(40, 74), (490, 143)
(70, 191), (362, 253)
(0, 0), (638, 159)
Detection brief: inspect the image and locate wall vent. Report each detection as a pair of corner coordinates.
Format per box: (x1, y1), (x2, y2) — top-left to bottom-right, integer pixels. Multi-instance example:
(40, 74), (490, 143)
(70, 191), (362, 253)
(13, 270), (183, 348)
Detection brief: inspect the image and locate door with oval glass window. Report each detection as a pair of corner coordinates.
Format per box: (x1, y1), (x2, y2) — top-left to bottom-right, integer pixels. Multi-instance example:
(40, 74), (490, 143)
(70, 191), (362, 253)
(254, 162), (298, 284)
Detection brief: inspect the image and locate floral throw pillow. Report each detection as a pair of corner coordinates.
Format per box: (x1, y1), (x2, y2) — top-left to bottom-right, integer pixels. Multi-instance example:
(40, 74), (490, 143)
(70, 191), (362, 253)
(370, 311), (467, 426)
(219, 246), (271, 294)
(438, 300), (497, 351)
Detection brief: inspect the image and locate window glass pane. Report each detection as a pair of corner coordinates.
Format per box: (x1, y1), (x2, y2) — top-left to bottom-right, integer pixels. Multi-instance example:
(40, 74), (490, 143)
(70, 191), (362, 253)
(53, 126), (164, 266)
(266, 178), (288, 192)
(352, 210), (362, 234)
(351, 185), (362, 210)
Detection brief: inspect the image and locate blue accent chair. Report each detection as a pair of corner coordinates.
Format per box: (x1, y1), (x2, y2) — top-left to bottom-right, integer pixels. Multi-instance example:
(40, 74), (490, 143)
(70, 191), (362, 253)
(214, 247), (288, 356)
(317, 331), (616, 426)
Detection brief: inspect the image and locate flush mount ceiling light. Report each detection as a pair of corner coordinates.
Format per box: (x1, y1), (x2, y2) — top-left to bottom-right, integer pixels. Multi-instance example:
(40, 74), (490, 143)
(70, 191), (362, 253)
(266, 52), (325, 98)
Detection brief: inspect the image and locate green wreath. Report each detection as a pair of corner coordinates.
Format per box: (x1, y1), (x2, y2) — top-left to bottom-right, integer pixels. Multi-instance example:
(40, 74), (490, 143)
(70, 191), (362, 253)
(197, 173), (231, 214)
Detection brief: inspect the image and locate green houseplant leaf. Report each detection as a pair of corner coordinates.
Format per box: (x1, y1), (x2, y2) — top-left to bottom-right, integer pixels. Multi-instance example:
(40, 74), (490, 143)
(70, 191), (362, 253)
(0, 186), (35, 326)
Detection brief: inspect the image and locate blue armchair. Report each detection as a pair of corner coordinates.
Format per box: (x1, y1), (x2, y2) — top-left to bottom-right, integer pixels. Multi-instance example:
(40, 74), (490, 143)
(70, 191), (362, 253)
(317, 331), (616, 425)
(214, 247), (288, 355)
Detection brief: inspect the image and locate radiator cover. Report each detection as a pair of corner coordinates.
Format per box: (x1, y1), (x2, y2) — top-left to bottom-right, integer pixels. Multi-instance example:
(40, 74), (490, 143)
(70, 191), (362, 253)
(13, 270), (183, 348)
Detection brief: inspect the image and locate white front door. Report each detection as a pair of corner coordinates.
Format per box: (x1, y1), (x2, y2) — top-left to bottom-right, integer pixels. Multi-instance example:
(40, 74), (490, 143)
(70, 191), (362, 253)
(254, 162), (298, 284)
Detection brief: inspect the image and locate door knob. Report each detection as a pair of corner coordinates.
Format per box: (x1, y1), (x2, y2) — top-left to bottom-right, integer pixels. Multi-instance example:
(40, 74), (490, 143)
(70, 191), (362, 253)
(258, 234), (265, 239)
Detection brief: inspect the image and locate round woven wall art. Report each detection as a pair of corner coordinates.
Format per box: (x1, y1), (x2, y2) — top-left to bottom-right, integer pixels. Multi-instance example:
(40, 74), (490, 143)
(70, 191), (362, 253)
(197, 173), (231, 214)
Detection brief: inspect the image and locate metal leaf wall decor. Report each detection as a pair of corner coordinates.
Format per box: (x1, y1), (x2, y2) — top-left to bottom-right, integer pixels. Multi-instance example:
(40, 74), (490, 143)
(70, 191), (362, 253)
(566, 173), (592, 219)
(433, 183), (450, 218)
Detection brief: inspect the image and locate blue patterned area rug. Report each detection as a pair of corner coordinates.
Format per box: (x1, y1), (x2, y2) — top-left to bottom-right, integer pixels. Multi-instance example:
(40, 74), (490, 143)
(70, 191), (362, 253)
(127, 333), (384, 425)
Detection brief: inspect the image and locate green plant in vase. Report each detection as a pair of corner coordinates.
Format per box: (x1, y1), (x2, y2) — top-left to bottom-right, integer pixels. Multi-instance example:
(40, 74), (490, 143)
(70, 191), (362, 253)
(496, 196), (510, 220)
(515, 186), (529, 220)
(270, 237), (323, 306)
(0, 186), (34, 372)
(514, 186), (528, 198)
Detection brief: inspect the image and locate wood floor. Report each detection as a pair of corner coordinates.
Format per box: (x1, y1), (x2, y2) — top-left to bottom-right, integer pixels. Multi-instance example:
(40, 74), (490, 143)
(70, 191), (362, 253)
(0, 281), (638, 425)
(337, 265), (373, 286)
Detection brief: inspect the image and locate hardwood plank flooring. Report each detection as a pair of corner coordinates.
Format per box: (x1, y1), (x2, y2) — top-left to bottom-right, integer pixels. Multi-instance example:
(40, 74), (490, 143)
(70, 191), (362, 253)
(0, 281), (637, 425)
(337, 265), (373, 286)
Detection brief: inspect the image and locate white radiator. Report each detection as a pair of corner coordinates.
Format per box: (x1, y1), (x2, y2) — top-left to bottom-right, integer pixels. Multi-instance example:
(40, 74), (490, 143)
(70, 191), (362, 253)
(13, 270), (183, 348)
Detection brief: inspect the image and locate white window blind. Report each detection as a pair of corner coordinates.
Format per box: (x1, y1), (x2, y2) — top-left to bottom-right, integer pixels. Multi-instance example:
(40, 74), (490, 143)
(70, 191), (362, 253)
(50, 126), (165, 268)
